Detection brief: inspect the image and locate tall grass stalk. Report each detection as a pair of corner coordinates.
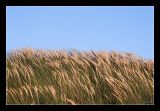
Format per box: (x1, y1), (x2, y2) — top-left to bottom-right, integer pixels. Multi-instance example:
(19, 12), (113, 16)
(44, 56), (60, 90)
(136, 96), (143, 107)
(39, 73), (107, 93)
(6, 48), (154, 104)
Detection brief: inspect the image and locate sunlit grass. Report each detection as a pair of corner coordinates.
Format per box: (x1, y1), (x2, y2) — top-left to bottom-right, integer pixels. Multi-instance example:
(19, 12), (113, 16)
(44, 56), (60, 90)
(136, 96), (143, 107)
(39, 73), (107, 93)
(6, 48), (154, 105)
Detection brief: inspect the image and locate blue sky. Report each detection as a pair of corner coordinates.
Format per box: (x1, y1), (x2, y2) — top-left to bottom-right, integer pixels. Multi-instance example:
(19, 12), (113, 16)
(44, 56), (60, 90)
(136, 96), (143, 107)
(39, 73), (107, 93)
(6, 6), (154, 59)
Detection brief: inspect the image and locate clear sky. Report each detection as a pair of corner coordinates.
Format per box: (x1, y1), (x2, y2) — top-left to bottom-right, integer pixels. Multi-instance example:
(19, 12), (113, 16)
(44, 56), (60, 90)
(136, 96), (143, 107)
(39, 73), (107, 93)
(6, 6), (154, 59)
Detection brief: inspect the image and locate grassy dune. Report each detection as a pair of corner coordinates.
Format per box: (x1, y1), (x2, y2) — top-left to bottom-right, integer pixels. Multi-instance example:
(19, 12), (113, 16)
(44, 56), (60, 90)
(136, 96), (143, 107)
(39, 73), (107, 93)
(6, 48), (154, 105)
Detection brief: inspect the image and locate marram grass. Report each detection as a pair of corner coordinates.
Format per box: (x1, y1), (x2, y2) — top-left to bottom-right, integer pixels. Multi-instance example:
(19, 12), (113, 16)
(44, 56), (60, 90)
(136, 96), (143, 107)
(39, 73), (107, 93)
(6, 48), (154, 105)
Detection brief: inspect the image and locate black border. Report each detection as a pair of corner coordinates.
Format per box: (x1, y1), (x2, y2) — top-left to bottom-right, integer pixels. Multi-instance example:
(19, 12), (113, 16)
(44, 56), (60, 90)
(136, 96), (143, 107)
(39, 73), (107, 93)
(0, 0), (7, 109)
(5, 0), (155, 6)
(154, 3), (160, 111)
(1, 0), (159, 111)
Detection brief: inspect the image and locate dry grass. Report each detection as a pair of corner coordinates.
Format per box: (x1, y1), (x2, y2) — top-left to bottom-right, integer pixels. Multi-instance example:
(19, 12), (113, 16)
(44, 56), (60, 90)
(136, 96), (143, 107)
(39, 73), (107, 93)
(6, 48), (154, 105)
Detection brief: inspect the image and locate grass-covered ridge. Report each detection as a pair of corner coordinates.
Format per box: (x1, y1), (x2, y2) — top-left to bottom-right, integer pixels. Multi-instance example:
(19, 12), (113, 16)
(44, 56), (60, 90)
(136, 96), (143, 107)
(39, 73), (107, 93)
(6, 48), (154, 104)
